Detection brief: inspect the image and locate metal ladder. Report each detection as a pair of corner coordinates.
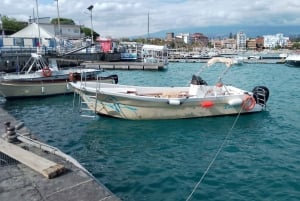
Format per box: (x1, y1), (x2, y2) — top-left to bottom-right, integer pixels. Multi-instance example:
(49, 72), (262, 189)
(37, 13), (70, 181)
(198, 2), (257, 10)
(74, 73), (102, 118)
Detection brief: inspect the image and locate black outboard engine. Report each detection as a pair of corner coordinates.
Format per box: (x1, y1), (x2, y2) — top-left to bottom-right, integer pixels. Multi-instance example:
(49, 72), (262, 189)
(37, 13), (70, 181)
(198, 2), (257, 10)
(252, 86), (269, 106)
(191, 74), (207, 85)
(109, 74), (119, 84)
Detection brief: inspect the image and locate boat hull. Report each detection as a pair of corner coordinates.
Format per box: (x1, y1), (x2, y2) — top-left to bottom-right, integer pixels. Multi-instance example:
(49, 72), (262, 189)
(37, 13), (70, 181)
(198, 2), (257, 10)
(0, 53), (118, 99)
(72, 83), (264, 120)
(285, 60), (300, 67)
(0, 81), (73, 98)
(0, 79), (115, 99)
(285, 54), (300, 67)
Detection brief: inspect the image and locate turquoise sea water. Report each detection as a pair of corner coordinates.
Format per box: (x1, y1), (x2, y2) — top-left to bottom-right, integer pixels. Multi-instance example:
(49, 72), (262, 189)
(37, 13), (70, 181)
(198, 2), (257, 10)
(3, 62), (300, 201)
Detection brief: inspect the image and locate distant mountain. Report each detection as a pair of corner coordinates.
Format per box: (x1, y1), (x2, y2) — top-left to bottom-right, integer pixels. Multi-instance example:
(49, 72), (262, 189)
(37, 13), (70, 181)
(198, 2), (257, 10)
(145, 25), (300, 39)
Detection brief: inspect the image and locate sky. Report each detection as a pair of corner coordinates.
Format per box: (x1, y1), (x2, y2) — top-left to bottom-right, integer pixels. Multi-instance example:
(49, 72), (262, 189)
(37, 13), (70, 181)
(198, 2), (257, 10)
(1, 0), (300, 38)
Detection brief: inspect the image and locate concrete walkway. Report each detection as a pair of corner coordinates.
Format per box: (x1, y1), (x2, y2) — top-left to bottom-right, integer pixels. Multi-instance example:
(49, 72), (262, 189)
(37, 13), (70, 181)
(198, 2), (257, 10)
(0, 107), (120, 201)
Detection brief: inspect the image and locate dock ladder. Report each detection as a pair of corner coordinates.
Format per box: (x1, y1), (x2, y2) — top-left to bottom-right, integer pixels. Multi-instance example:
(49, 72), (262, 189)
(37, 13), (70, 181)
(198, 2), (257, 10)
(74, 73), (102, 118)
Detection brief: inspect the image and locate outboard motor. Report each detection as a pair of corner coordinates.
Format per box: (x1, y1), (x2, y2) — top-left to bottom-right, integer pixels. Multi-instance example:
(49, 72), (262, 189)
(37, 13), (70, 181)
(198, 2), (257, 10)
(108, 74), (118, 84)
(191, 74), (207, 85)
(252, 86), (269, 106)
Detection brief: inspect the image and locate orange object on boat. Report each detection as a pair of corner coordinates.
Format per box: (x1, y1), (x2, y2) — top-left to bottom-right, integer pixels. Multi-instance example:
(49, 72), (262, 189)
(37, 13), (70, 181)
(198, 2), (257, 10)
(200, 101), (214, 108)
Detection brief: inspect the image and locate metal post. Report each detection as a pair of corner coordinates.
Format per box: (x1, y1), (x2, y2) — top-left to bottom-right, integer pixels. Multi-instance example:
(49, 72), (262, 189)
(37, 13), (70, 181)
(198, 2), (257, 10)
(87, 5), (94, 45)
(36, 0), (42, 53)
(54, 0), (61, 37)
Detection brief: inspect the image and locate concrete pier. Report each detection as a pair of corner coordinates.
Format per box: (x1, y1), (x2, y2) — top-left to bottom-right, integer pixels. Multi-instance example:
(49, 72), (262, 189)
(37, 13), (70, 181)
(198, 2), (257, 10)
(81, 61), (167, 71)
(0, 107), (120, 201)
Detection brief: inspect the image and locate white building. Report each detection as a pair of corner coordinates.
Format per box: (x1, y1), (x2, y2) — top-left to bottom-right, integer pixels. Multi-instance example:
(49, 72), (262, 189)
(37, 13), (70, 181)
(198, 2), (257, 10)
(28, 17), (82, 40)
(236, 31), (246, 50)
(263, 33), (289, 49)
(175, 33), (192, 44)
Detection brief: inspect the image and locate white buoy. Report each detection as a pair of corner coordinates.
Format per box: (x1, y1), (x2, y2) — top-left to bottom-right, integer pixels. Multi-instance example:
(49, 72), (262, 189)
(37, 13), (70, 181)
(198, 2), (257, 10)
(168, 99), (181, 105)
(228, 98), (243, 106)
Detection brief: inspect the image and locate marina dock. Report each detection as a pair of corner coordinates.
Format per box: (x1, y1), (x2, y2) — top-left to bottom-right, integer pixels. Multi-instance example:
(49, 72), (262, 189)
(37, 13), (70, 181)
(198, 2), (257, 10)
(81, 61), (167, 70)
(0, 107), (120, 201)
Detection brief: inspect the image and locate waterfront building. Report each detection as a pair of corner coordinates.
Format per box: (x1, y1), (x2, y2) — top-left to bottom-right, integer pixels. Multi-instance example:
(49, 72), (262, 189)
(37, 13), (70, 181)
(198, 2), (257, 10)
(28, 17), (82, 40)
(236, 31), (247, 50)
(263, 33), (289, 49)
(211, 39), (222, 49)
(175, 33), (192, 44)
(191, 33), (209, 47)
(222, 38), (236, 49)
(256, 37), (264, 50)
(166, 32), (174, 42)
(247, 39), (257, 50)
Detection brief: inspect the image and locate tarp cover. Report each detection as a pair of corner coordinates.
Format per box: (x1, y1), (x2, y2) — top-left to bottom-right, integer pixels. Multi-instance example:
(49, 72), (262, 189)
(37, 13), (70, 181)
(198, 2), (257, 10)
(11, 23), (54, 39)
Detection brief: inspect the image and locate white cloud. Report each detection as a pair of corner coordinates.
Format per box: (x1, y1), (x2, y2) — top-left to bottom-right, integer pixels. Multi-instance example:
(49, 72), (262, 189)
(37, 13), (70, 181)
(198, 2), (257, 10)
(0, 0), (300, 38)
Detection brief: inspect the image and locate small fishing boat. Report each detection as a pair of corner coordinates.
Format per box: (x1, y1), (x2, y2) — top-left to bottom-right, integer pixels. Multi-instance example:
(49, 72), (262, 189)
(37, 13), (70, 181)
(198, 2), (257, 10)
(231, 56), (244, 66)
(0, 53), (118, 99)
(285, 54), (300, 67)
(70, 57), (269, 120)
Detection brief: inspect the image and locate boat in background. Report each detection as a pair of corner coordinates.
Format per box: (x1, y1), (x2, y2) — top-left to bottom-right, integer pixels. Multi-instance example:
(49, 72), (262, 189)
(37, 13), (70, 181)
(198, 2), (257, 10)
(285, 54), (300, 67)
(70, 57), (270, 120)
(142, 44), (169, 68)
(231, 56), (244, 66)
(0, 53), (118, 99)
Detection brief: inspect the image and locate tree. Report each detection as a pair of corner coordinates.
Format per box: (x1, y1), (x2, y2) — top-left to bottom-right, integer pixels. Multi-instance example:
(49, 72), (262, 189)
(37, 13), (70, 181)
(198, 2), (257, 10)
(1, 16), (27, 35)
(80, 26), (99, 40)
(292, 42), (300, 49)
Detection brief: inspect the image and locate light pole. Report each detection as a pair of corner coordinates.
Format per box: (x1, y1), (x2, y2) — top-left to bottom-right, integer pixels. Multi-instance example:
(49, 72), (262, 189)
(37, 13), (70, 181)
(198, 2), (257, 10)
(54, 0), (61, 38)
(36, 0), (42, 51)
(87, 5), (94, 44)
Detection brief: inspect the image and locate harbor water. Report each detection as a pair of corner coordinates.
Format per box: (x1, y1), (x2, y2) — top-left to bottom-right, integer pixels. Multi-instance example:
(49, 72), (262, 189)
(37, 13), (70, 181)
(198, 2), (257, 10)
(2, 62), (300, 201)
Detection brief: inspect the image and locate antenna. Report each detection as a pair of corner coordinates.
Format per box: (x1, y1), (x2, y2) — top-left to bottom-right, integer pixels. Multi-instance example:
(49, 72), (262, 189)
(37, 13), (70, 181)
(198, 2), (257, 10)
(147, 11), (149, 42)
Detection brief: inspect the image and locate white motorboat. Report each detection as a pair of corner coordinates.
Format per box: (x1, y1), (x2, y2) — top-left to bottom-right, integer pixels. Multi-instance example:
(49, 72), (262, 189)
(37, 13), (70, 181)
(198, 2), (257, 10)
(232, 56), (244, 65)
(285, 54), (300, 67)
(70, 57), (269, 120)
(0, 53), (118, 98)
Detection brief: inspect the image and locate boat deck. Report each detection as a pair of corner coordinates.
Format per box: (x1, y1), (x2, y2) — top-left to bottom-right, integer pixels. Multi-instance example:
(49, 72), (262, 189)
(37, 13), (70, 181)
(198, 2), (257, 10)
(0, 107), (120, 201)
